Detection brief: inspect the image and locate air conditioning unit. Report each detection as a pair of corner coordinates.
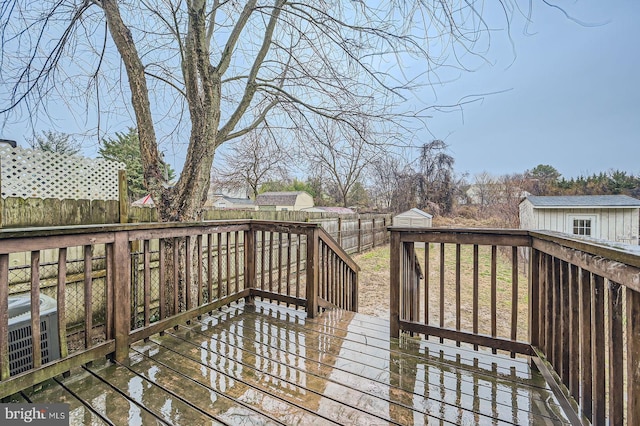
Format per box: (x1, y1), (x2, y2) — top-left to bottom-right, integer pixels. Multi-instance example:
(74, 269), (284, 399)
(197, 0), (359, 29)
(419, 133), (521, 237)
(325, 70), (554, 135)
(8, 294), (61, 376)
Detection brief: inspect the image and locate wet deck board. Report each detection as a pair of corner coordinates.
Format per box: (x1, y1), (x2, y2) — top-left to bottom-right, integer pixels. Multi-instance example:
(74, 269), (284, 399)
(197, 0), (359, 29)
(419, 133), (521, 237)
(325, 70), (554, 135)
(11, 301), (571, 425)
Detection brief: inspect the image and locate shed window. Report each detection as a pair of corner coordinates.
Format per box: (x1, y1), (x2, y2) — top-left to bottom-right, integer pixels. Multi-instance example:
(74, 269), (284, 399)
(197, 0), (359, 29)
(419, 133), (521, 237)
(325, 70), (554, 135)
(572, 219), (592, 236)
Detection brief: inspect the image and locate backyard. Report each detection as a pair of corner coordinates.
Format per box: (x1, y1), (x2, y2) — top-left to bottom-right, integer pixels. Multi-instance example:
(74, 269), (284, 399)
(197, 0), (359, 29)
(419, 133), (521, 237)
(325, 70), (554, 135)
(355, 243), (529, 342)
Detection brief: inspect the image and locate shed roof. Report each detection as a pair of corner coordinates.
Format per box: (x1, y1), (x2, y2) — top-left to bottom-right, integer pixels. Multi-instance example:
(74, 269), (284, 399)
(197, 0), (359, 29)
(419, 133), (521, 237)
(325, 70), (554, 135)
(523, 195), (640, 208)
(256, 191), (309, 206)
(395, 208), (433, 218)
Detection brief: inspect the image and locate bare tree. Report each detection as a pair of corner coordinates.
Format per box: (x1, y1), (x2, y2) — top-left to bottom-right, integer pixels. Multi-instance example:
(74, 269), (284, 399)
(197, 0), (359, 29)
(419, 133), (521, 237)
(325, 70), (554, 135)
(212, 129), (289, 199)
(415, 140), (457, 215)
(302, 118), (379, 207)
(472, 171), (499, 213)
(368, 154), (407, 212)
(0, 1), (531, 223)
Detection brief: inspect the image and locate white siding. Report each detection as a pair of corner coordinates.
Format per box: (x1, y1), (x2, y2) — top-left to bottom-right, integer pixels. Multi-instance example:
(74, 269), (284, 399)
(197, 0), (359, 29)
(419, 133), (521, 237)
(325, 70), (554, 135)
(519, 203), (640, 244)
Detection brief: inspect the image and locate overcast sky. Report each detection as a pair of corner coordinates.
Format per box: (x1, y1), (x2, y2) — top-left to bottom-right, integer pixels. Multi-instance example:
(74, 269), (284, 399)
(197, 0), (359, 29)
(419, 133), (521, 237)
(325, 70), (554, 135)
(417, 0), (640, 180)
(1, 1), (638, 182)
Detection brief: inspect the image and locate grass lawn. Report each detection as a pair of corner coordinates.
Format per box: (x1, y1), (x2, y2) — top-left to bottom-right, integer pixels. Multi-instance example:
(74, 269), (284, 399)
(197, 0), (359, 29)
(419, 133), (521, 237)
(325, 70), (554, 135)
(354, 243), (530, 342)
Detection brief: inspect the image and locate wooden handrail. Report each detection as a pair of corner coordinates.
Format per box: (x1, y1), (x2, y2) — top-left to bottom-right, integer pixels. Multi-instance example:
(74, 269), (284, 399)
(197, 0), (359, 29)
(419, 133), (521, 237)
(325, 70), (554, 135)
(389, 226), (640, 425)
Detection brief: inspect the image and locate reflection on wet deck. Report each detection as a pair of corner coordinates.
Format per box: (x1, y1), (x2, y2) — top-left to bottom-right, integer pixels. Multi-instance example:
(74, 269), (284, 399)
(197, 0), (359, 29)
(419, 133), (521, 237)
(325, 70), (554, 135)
(15, 301), (570, 425)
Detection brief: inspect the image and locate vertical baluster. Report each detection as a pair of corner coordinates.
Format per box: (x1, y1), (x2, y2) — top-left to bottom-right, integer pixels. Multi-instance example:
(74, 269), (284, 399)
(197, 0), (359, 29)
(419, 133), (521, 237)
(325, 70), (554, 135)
(510, 246), (518, 357)
(551, 257), (561, 369)
(225, 232), (231, 298)
(528, 248), (541, 349)
(286, 233), (292, 298)
(472, 244), (479, 350)
(0, 254), (9, 380)
(296, 234), (301, 298)
(143, 240), (151, 327)
(207, 234), (213, 303)
(591, 274), (605, 424)
(217, 233), (222, 300)
(83, 246), (92, 349)
(580, 268), (593, 422)
(439, 243), (445, 343)
(158, 239), (165, 320)
(608, 281), (623, 424)
(58, 248), (69, 355)
(455, 244), (461, 347)
(277, 232), (283, 296)
(185, 236), (192, 310)
(627, 288), (640, 425)
(260, 231), (266, 291)
(424, 243), (429, 326)
(197, 235), (203, 306)
(173, 238), (179, 314)
(560, 261), (569, 387)
(568, 264), (580, 399)
(234, 231), (239, 294)
(491, 245), (497, 354)
(545, 255), (554, 363)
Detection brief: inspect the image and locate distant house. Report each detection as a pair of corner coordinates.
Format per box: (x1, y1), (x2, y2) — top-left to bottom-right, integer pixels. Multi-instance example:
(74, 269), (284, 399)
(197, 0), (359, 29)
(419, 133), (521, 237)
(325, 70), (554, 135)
(519, 195), (640, 245)
(392, 208), (433, 228)
(256, 191), (314, 211)
(302, 206), (355, 214)
(208, 195), (255, 210)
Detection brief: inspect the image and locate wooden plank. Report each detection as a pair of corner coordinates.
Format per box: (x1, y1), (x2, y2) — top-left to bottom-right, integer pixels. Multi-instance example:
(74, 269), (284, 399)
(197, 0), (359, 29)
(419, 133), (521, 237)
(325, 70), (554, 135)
(544, 255), (553, 361)
(0, 341), (115, 399)
(217, 233), (222, 299)
(399, 230), (531, 247)
(531, 238), (640, 293)
(399, 320), (533, 355)
(207, 234), (213, 304)
(580, 268), (593, 422)
(390, 231), (401, 337)
(0, 233), (115, 254)
(277, 232), (283, 295)
(607, 281), (623, 425)
(243, 229), (255, 305)
(296, 234), (301, 298)
(118, 169), (128, 223)
(591, 274), (605, 424)
(260, 230), (265, 290)
(185, 235), (192, 310)
(127, 290), (250, 344)
(234, 231), (240, 294)
(0, 254), (9, 380)
(551, 257), (560, 370)
(30, 250), (42, 369)
(286, 233), (292, 298)
(627, 288), (640, 425)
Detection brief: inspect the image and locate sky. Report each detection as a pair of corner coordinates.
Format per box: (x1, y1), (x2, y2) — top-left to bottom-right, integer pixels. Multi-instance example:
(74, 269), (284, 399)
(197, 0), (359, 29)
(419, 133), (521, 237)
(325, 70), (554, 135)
(1, 1), (639, 181)
(415, 0), (640, 180)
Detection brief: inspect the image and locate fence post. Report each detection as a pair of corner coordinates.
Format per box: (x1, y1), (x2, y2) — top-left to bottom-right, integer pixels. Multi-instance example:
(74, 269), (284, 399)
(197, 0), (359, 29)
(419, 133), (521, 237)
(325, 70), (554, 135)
(244, 226), (256, 306)
(357, 218), (362, 252)
(390, 229), (401, 338)
(118, 170), (129, 224)
(113, 231), (131, 362)
(306, 226), (319, 318)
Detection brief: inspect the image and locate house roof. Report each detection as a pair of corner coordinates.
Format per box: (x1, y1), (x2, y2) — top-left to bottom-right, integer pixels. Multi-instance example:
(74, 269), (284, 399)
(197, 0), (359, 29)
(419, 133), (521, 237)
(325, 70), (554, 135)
(217, 196), (254, 205)
(256, 191), (309, 206)
(395, 208), (433, 218)
(523, 195), (640, 208)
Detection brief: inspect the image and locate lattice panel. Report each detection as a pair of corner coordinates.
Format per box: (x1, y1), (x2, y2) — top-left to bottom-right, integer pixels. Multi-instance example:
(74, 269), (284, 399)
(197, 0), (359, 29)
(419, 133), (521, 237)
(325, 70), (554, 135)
(0, 145), (125, 200)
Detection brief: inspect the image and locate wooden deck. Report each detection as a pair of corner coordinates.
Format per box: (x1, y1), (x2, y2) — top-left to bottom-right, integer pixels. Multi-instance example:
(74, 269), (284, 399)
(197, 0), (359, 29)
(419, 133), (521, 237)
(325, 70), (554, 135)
(10, 301), (570, 425)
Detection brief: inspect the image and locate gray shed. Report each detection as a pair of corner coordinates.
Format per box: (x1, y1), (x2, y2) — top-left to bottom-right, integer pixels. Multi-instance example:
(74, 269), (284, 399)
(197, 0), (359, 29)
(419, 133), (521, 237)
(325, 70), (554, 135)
(393, 208), (433, 227)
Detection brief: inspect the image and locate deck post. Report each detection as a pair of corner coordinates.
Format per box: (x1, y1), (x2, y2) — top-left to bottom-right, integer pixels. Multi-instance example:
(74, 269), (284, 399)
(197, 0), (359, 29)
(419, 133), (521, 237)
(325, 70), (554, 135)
(390, 229), (400, 338)
(244, 226), (256, 306)
(113, 231), (131, 362)
(306, 227), (319, 318)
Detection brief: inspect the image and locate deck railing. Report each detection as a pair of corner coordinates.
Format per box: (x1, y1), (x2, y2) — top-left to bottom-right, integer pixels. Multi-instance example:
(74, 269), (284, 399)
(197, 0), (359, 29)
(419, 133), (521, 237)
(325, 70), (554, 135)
(0, 220), (357, 399)
(390, 227), (640, 425)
